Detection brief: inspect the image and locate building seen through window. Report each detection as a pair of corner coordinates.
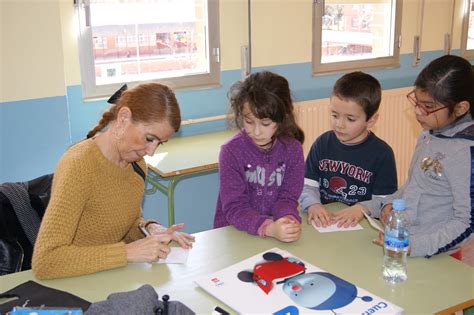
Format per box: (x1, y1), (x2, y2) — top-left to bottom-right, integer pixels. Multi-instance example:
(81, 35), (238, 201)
(322, 4), (387, 63)
(77, 0), (220, 99)
(313, 1), (402, 75)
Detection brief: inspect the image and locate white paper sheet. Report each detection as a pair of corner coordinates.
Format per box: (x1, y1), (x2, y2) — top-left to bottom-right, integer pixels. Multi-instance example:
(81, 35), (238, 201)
(311, 220), (363, 233)
(156, 247), (189, 264)
(361, 211), (384, 233)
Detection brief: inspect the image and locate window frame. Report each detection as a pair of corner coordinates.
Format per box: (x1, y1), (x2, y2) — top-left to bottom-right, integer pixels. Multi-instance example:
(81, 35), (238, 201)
(461, 0), (474, 59)
(76, 0), (221, 100)
(312, 0), (403, 75)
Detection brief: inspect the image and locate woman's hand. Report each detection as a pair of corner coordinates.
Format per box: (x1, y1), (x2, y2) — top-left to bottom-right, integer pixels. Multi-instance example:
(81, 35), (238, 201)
(125, 234), (172, 262)
(265, 217), (301, 242)
(332, 204), (366, 228)
(307, 204), (334, 227)
(147, 223), (195, 249)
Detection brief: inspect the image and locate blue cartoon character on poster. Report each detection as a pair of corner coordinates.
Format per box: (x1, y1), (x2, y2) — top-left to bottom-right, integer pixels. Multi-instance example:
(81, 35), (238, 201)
(237, 252), (373, 313)
(282, 272), (373, 311)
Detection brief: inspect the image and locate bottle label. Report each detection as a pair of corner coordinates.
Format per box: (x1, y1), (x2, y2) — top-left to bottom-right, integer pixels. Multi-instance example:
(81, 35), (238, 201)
(384, 231), (409, 251)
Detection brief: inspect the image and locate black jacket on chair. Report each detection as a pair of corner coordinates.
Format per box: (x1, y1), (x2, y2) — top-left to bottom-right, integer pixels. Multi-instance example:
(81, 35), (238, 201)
(0, 174), (53, 275)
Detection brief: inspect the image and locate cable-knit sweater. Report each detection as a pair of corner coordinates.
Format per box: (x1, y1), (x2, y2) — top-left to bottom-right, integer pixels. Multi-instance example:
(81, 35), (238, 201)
(32, 139), (149, 279)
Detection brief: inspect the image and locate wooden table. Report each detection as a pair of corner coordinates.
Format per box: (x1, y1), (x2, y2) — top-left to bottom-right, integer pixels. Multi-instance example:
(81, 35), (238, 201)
(1, 203), (472, 314)
(144, 129), (235, 226)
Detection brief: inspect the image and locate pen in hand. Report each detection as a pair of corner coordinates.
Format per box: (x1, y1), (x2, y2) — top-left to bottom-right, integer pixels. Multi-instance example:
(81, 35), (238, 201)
(140, 223), (174, 246)
(134, 223), (172, 263)
(139, 223), (172, 247)
(139, 223), (151, 237)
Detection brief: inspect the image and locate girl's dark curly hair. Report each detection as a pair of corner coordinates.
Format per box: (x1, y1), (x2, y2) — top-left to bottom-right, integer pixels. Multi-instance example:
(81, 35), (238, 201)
(228, 71), (304, 144)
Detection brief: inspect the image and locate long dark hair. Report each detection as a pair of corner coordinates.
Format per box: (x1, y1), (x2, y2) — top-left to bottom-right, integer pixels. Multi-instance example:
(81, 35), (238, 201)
(414, 55), (474, 117)
(228, 71), (304, 143)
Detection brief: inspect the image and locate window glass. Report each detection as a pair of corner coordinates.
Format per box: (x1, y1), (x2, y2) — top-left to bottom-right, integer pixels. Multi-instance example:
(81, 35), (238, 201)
(77, 0), (220, 99)
(313, 0), (402, 74)
(461, 0), (474, 59)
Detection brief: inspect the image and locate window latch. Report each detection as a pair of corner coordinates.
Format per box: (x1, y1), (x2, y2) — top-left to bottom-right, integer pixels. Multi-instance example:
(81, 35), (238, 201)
(213, 47), (220, 63)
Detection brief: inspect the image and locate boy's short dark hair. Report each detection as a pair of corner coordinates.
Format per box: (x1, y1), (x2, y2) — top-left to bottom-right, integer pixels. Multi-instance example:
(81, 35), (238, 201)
(332, 71), (381, 120)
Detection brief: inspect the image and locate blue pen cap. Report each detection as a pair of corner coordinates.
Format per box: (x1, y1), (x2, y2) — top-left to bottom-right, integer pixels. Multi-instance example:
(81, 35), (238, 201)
(392, 199), (406, 211)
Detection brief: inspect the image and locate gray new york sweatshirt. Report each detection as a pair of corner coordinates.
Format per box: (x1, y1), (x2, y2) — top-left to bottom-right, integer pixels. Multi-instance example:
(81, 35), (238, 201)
(361, 114), (474, 257)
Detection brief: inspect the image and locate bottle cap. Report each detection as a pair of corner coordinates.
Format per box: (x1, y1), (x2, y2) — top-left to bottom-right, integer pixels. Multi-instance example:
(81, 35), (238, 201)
(392, 199), (406, 211)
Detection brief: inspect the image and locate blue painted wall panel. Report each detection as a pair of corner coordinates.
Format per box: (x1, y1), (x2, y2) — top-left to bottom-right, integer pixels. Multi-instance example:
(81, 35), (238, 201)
(142, 172), (219, 233)
(254, 51), (449, 102)
(66, 51), (452, 146)
(0, 96), (71, 182)
(67, 70), (243, 143)
(66, 86), (108, 143)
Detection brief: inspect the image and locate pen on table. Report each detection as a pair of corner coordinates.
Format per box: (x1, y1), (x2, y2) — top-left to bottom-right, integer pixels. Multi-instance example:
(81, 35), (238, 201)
(214, 306), (230, 315)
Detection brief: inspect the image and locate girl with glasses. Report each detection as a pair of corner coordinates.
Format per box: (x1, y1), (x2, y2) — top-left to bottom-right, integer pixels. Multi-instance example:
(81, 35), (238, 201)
(360, 55), (473, 257)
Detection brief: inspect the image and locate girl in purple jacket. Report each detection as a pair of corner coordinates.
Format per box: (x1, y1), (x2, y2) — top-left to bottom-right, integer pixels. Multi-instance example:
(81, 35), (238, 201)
(213, 71), (305, 242)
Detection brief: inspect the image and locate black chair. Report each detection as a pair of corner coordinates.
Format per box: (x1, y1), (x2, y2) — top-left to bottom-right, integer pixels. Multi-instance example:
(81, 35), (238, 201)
(0, 174), (53, 275)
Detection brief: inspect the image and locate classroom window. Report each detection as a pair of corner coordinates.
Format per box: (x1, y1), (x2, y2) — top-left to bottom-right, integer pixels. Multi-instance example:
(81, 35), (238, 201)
(461, 0), (474, 59)
(312, 0), (402, 75)
(76, 0), (220, 100)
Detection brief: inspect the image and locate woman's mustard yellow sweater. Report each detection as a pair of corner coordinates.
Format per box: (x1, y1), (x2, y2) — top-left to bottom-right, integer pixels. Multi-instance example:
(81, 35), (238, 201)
(32, 139), (150, 279)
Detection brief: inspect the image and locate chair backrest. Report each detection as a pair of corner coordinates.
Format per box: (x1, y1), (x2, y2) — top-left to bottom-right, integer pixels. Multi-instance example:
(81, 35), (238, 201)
(27, 173), (53, 211)
(0, 174), (53, 275)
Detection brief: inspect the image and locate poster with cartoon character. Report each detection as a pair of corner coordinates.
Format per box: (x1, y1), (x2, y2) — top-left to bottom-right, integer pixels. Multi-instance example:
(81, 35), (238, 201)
(195, 248), (403, 314)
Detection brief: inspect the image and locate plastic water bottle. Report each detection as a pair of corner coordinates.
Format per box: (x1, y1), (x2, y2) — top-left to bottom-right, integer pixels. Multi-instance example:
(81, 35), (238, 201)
(382, 199), (409, 283)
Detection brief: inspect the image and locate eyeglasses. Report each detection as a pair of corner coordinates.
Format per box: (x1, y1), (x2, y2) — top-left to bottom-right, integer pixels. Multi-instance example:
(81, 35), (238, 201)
(406, 90), (448, 116)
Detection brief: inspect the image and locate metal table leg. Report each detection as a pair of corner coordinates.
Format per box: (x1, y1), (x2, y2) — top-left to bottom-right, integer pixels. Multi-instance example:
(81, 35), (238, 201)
(145, 169), (217, 227)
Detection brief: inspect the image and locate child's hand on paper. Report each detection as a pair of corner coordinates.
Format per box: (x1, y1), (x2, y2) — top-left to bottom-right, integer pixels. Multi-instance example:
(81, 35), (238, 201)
(265, 217), (301, 242)
(307, 204), (334, 227)
(125, 234), (172, 262)
(333, 204), (365, 228)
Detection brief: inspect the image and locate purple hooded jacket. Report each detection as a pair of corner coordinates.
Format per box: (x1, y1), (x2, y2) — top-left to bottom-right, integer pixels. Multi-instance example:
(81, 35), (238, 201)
(213, 130), (304, 235)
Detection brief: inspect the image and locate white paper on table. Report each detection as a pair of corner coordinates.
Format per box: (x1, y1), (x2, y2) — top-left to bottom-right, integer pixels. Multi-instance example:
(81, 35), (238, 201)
(362, 211), (384, 233)
(311, 220), (363, 233)
(156, 247), (189, 264)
